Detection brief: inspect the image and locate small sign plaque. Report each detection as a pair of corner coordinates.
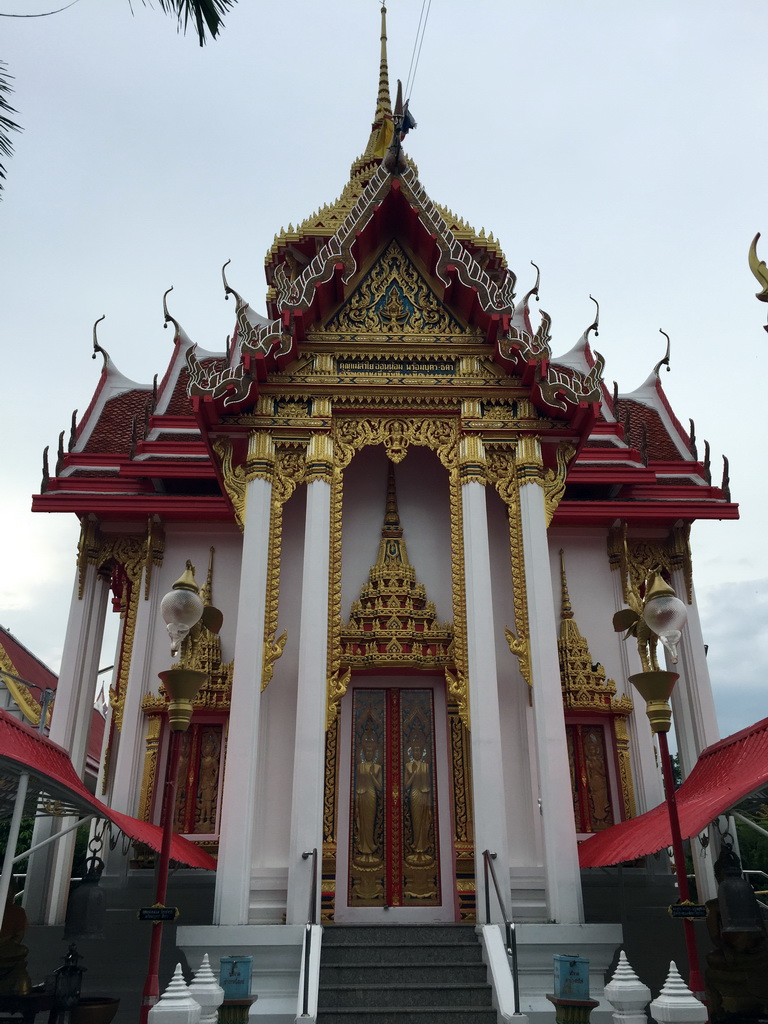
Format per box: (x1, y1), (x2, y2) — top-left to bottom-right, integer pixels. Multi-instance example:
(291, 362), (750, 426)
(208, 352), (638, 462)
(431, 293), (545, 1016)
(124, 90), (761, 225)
(138, 906), (179, 922)
(668, 902), (708, 920)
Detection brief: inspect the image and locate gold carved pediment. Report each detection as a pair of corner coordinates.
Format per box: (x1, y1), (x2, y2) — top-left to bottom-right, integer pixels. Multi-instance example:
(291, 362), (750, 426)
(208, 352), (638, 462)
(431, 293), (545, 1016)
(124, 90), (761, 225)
(320, 241), (469, 343)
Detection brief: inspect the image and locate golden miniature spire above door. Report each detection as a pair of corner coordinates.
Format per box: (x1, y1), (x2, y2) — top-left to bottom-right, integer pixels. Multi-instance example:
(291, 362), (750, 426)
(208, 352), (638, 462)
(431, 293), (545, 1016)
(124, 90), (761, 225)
(340, 462), (453, 673)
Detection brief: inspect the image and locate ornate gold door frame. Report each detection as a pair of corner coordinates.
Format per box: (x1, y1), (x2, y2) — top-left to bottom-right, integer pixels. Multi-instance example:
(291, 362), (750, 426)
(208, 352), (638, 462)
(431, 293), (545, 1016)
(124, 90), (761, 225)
(335, 676), (458, 923)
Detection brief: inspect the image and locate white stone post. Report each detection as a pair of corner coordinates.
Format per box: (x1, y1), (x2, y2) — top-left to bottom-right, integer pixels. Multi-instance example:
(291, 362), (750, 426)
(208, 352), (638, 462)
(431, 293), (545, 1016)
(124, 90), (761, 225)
(460, 436), (511, 923)
(25, 558), (109, 924)
(189, 954), (224, 1024)
(517, 437), (583, 923)
(649, 961), (707, 1023)
(604, 950), (651, 1024)
(214, 432), (275, 925)
(149, 964), (201, 1024)
(286, 435), (332, 925)
(668, 568), (719, 901)
(109, 563), (162, 819)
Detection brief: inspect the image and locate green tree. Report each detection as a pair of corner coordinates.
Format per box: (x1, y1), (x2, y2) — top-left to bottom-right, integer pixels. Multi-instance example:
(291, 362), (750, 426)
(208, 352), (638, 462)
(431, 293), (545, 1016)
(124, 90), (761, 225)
(0, 0), (236, 194)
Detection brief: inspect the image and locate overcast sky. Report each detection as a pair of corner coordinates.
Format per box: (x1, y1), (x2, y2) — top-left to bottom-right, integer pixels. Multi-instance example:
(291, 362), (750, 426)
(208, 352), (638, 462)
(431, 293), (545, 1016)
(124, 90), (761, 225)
(1, 0), (766, 740)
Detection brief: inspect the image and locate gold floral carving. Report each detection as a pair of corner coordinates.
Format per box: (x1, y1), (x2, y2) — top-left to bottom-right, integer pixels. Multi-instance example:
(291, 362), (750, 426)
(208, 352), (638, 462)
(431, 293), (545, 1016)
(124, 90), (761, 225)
(144, 516), (165, 600)
(212, 437), (247, 531)
(77, 519), (100, 599)
(446, 467), (470, 728)
(325, 462), (346, 728)
(261, 449), (306, 690)
(323, 716), (339, 848)
(607, 521), (693, 606)
(487, 450), (532, 693)
(322, 241), (466, 342)
(543, 442), (576, 526)
(326, 415), (465, 727)
(137, 714), (162, 822)
(457, 435), (486, 485)
(0, 647), (50, 730)
(99, 536), (145, 733)
(613, 715), (636, 820)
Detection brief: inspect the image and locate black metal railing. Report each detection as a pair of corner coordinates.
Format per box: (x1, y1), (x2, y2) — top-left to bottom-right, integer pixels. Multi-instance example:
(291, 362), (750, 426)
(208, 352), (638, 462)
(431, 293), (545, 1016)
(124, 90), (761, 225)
(300, 848), (318, 1018)
(482, 849), (520, 1015)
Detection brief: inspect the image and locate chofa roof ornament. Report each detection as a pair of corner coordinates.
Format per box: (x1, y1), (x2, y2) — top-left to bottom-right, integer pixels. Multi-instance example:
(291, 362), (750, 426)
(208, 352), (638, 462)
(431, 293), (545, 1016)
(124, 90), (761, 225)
(748, 232), (768, 332)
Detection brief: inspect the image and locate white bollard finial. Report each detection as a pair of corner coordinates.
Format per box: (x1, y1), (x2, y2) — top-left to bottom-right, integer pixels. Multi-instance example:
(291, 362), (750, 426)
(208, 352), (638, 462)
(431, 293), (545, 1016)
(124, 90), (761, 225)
(149, 964), (202, 1024)
(189, 953), (224, 1024)
(649, 961), (707, 1024)
(604, 950), (652, 1024)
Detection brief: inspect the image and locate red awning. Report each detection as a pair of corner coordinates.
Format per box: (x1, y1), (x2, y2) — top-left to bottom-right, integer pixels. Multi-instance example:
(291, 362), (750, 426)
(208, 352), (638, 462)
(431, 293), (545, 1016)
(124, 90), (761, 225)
(0, 709), (216, 871)
(579, 716), (768, 868)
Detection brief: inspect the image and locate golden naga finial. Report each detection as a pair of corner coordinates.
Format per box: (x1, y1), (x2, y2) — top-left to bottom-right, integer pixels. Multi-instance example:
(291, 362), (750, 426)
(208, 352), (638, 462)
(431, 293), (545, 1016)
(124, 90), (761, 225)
(749, 233), (768, 332)
(653, 329), (671, 377)
(91, 314), (109, 367)
(587, 294), (600, 339)
(162, 286), (182, 340)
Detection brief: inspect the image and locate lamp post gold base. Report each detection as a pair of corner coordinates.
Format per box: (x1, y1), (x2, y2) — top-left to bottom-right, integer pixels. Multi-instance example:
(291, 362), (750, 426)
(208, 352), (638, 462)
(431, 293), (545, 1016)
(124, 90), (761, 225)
(628, 671), (679, 734)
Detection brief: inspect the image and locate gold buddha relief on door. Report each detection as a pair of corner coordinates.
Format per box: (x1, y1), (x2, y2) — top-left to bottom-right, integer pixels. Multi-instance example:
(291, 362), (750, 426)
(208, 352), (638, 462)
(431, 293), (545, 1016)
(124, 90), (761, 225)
(349, 687), (441, 908)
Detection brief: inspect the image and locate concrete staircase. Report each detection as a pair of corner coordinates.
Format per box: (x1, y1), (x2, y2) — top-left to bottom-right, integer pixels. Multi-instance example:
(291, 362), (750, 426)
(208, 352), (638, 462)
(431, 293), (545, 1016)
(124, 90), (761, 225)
(317, 924), (497, 1024)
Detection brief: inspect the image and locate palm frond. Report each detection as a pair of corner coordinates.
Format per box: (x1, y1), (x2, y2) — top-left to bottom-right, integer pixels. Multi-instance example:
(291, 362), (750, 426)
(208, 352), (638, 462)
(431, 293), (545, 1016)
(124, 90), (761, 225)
(156, 0), (236, 46)
(0, 61), (22, 195)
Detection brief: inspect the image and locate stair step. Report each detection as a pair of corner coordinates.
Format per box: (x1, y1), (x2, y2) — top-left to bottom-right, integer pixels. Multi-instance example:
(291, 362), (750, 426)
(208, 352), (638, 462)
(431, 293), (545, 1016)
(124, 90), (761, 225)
(317, 1011), (497, 1024)
(319, 982), (493, 1009)
(322, 925), (478, 946)
(321, 943), (483, 966)
(318, 924), (494, 1022)
(320, 962), (488, 985)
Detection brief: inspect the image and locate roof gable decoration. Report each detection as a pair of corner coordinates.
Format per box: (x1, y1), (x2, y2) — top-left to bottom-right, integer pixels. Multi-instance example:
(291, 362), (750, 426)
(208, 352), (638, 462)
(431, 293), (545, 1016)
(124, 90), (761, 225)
(319, 240), (467, 341)
(186, 160), (605, 419)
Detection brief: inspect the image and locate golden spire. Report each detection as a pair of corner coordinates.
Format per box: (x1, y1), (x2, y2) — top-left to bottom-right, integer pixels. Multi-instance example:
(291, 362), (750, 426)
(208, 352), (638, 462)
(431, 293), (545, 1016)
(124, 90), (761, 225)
(559, 549), (574, 622)
(382, 460), (403, 539)
(360, 5), (394, 164)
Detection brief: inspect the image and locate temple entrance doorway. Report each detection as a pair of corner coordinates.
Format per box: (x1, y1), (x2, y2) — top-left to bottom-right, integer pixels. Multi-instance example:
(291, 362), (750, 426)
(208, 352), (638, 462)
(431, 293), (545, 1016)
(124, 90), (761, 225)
(335, 677), (458, 922)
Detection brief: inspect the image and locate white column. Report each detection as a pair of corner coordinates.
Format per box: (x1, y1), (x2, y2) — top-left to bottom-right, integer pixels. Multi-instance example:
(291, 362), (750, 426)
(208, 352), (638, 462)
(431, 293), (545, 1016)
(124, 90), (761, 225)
(214, 433), (275, 925)
(109, 565), (162, 817)
(517, 439), (583, 923)
(460, 437), (511, 923)
(668, 569), (719, 901)
(286, 436), (333, 924)
(25, 559), (108, 924)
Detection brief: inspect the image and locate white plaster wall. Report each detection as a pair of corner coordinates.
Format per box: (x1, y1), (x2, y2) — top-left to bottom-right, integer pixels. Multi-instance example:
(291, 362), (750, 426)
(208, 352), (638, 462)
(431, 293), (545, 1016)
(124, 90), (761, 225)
(251, 486), (305, 868)
(486, 487), (541, 865)
(341, 445), (453, 623)
(547, 527), (663, 816)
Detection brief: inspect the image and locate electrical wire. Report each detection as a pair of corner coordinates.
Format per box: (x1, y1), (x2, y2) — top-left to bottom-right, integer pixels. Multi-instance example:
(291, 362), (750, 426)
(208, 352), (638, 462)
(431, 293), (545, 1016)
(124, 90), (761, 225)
(404, 0), (433, 104)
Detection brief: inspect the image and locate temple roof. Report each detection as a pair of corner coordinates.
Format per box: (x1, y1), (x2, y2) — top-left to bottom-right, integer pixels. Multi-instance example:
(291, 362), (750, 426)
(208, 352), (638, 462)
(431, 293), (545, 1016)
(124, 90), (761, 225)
(31, 10), (736, 530)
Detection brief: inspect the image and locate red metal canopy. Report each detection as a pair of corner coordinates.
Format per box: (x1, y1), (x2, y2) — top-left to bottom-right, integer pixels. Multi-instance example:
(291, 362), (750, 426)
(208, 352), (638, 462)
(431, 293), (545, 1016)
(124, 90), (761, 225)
(0, 709), (215, 871)
(579, 716), (768, 868)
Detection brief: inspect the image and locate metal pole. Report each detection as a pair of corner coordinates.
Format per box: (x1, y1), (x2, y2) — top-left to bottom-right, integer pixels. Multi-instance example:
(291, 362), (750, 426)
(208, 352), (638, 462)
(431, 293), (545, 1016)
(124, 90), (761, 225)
(0, 774), (29, 912)
(140, 729), (182, 1024)
(657, 730), (705, 997)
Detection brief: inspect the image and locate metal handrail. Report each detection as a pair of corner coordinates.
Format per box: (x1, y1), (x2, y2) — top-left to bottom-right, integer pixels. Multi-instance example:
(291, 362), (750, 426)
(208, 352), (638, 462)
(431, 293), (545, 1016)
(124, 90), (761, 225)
(482, 849), (520, 1015)
(300, 849), (318, 1018)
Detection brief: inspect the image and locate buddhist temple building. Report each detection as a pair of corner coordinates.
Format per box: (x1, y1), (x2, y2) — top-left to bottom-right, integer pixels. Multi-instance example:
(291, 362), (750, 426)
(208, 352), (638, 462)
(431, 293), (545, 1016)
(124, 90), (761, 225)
(28, 8), (737, 1018)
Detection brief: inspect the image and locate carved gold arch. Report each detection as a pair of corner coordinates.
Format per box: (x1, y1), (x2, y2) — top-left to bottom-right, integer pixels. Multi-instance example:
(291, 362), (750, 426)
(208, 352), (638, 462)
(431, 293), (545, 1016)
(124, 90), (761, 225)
(326, 414), (464, 728)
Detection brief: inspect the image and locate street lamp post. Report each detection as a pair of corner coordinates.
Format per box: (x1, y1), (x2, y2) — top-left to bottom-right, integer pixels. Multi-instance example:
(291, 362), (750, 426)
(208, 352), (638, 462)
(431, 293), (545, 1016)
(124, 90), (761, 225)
(139, 562), (212, 1024)
(615, 571), (706, 999)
